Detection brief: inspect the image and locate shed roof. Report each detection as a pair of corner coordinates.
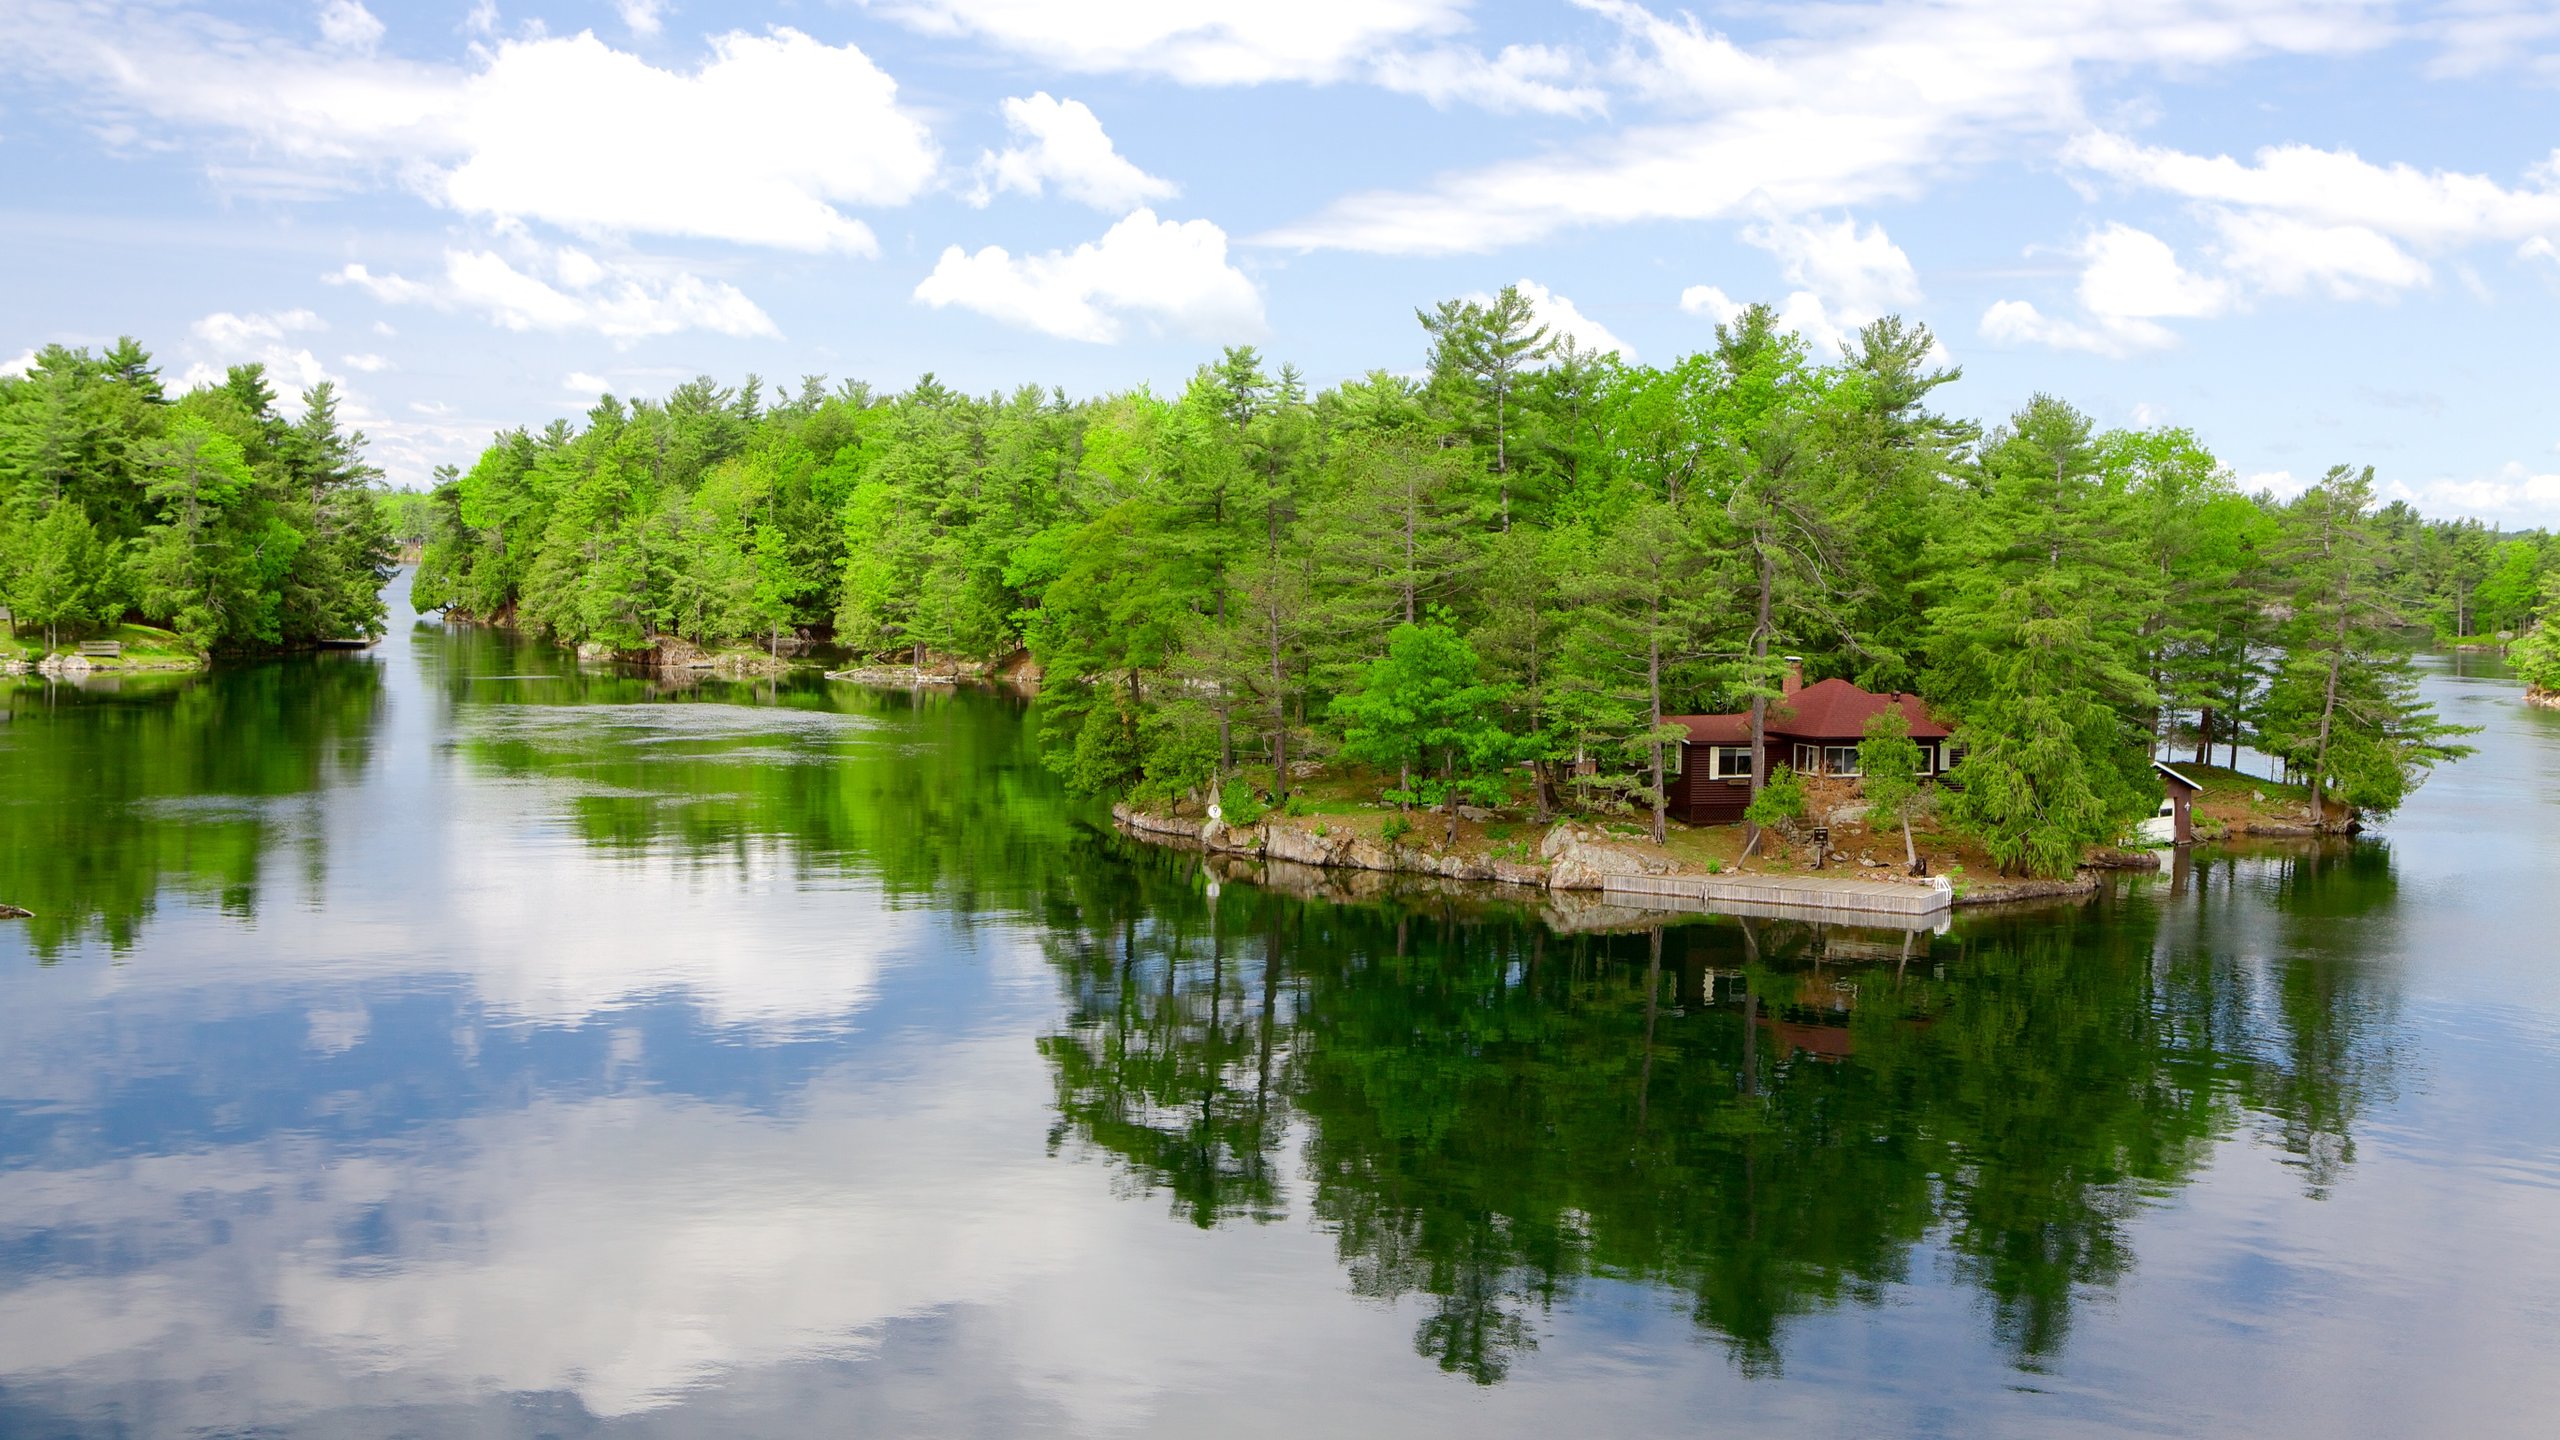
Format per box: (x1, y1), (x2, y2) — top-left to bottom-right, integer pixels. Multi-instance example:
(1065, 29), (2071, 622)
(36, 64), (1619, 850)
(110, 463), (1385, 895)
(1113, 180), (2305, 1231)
(2153, 759), (2204, 792)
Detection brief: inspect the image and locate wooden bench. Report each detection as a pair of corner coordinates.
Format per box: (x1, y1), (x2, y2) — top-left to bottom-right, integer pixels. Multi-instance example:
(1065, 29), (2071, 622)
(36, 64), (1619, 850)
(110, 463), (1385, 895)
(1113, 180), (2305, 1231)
(77, 641), (122, 659)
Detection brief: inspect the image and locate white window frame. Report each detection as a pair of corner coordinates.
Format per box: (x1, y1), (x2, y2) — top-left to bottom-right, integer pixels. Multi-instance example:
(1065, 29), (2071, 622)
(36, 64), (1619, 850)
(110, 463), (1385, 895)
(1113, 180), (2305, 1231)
(1824, 745), (1861, 777)
(1710, 745), (1754, 780)
(1792, 742), (1819, 775)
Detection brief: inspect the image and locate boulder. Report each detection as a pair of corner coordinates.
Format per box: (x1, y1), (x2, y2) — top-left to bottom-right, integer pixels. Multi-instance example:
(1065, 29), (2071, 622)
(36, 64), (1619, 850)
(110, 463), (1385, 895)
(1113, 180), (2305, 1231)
(0, 903), (30, 920)
(1546, 832), (1652, 891)
(1265, 824), (1342, 868)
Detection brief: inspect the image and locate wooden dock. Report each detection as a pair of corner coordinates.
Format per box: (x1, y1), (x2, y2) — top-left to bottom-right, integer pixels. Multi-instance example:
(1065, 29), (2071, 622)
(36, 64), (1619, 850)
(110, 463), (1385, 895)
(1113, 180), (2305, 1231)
(1600, 870), (1952, 923)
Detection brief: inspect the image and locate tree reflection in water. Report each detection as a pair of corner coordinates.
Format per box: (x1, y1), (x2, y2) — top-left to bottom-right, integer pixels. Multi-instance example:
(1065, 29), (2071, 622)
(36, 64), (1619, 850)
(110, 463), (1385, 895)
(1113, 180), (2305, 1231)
(0, 660), (385, 958)
(1037, 842), (2397, 1384)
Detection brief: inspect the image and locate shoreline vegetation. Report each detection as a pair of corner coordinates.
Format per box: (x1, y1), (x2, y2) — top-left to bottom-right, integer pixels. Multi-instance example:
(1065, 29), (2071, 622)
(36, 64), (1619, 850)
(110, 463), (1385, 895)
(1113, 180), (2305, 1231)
(393, 295), (2535, 878)
(18, 311), (2550, 881)
(1103, 754), (2356, 907)
(0, 341), (395, 667)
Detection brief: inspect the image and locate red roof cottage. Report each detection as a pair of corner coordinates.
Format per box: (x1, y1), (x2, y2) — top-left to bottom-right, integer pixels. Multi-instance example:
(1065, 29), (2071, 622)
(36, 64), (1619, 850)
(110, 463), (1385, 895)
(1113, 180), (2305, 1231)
(1664, 658), (1957, 825)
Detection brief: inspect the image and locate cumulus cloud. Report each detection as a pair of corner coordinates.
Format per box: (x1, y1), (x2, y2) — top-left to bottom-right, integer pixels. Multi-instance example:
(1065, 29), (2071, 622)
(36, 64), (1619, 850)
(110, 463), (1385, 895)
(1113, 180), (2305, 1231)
(1982, 222), (2228, 355)
(565, 371), (613, 394)
(440, 30), (935, 253)
(1467, 278), (1632, 359)
(2, 348), (42, 379)
(0, 10), (937, 254)
(1262, 0), (2391, 254)
(329, 244), (778, 341)
(1678, 284), (1743, 327)
(913, 209), (1264, 344)
(966, 94), (1176, 212)
(339, 352), (391, 372)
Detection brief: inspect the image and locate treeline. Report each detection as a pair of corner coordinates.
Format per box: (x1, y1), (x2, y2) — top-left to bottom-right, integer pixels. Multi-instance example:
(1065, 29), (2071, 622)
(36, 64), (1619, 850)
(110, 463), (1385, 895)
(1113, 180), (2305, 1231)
(0, 341), (394, 652)
(411, 294), (2508, 873)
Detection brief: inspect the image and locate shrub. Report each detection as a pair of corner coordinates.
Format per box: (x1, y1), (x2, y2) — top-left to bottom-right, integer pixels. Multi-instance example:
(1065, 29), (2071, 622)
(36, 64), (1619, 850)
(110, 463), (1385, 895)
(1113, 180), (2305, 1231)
(1381, 814), (1413, 846)
(1282, 793), (1314, 818)
(1746, 764), (1809, 831)
(1218, 777), (1268, 828)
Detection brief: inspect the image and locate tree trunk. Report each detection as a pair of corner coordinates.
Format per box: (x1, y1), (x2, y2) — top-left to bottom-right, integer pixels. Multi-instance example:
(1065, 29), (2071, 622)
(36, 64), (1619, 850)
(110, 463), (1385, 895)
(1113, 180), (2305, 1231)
(2196, 706), (2214, 766)
(2309, 608), (2347, 829)
(1741, 549), (1774, 857)
(1444, 750), (1459, 849)
(1267, 602), (1288, 804)
(1647, 595), (1667, 846)
(1901, 810), (1919, 875)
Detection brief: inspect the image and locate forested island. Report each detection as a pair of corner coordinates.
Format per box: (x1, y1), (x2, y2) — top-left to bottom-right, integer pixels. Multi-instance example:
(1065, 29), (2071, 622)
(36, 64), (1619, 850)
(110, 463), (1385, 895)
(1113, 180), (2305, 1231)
(0, 342), (393, 670)
(11, 301), (2558, 878)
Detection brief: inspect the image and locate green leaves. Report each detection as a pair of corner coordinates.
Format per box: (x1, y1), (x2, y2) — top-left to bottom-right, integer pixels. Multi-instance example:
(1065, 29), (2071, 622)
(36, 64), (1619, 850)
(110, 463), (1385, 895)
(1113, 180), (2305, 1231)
(1331, 621), (1517, 812)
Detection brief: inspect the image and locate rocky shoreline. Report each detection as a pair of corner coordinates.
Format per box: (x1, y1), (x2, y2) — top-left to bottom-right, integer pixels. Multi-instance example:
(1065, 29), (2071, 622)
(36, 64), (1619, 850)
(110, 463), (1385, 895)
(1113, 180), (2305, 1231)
(9, 652), (205, 678)
(1112, 805), (2119, 908)
(2530, 686), (2559, 712)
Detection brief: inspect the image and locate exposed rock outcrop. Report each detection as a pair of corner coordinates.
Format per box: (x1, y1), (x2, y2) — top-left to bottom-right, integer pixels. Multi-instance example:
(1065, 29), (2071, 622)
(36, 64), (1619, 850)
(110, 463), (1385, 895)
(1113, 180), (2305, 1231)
(2530, 686), (2560, 712)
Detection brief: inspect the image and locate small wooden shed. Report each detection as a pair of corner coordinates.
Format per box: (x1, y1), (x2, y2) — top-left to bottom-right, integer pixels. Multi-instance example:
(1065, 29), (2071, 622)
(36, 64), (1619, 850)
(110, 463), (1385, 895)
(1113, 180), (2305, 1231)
(2153, 760), (2203, 845)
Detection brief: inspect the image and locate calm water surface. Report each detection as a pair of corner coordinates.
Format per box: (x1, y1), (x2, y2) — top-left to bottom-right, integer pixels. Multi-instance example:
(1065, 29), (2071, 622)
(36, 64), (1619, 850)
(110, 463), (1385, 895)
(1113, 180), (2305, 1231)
(4, 580), (2559, 1437)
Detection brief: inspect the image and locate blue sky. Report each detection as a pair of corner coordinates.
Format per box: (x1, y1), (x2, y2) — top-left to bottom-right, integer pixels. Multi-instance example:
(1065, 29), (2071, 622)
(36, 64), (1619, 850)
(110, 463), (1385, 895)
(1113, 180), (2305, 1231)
(4, 0), (2559, 524)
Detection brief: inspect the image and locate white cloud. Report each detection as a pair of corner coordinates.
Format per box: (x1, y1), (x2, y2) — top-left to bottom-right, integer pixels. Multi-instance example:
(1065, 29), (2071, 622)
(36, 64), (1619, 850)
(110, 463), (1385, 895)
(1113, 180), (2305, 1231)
(1980, 297), (2160, 356)
(2065, 131), (2560, 304)
(0, 11), (938, 254)
(1369, 44), (1605, 116)
(614, 0), (668, 39)
(1, 348), (39, 379)
(871, 0), (1469, 85)
(2075, 222), (2230, 318)
(1982, 222), (2227, 355)
(914, 209), (1264, 343)
(2383, 463), (2560, 525)
(2210, 211), (2431, 300)
(330, 244), (778, 341)
(2067, 131), (2560, 250)
(872, 0), (1590, 114)
(1727, 212), (1926, 350)
(1467, 279), (1632, 360)
(1678, 284), (1743, 327)
(441, 30), (935, 253)
(339, 352), (391, 372)
(565, 371), (613, 394)
(191, 308), (327, 352)
(1743, 214), (1921, 321)
(1262, 0), (2393, 254)
(966, 93), (1176, 212)
(314, 0), (384, 53)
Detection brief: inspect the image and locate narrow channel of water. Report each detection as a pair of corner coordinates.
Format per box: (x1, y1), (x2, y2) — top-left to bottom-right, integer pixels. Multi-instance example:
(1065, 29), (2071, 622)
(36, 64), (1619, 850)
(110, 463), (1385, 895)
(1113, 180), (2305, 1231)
(3, 575), (2557, 1437)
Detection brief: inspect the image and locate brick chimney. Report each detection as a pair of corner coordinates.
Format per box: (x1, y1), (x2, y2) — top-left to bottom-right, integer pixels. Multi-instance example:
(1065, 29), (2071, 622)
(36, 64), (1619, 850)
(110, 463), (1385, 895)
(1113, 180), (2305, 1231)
(1782, 656), (1804, 698)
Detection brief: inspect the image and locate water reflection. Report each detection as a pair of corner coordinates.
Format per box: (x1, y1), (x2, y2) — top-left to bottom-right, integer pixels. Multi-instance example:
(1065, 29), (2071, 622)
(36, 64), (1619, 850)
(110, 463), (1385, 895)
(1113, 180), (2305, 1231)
(9, 602), (2553, 1437)
(1037, 850), (2402, 1380)
(0, 660), (384, 956)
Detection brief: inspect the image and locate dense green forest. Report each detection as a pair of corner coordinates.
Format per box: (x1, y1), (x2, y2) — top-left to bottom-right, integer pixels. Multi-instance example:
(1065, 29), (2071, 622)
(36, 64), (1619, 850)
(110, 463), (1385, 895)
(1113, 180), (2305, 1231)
(407, 295), (2519, 873)
(0, 341), (394, 654)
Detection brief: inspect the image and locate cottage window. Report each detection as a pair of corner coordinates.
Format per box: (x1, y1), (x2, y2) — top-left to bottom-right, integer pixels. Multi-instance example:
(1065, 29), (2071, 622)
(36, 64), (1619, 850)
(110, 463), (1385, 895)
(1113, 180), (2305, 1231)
(1710, 745), (1754, 780)
(1824, 745), (1861, 777)
(1792, 742), (1819, 774)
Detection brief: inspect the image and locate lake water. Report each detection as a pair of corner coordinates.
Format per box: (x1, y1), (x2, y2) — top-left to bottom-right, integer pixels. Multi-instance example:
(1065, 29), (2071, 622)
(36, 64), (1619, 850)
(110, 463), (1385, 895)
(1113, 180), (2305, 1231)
(4, 579), (2559, 1438)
